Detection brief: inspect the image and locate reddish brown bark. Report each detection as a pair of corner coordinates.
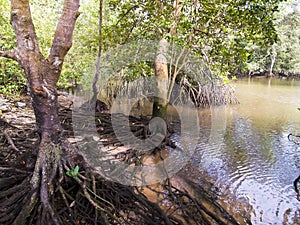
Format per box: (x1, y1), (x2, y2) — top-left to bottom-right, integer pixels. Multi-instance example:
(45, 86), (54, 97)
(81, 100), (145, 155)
(0, 1), (80, 223)
(0, 0), (80, 142)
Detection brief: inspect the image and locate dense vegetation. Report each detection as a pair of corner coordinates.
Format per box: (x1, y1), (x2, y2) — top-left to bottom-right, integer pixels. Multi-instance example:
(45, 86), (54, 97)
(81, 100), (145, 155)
(1, 0), (299, 95)
(247, 0), (300, 77)
(1, 1), (299, 225)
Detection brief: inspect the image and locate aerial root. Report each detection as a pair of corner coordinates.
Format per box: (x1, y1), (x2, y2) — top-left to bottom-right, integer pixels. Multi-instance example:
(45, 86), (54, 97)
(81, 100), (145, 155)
(0, 107), (248, 224)
(0, 172), (37, 225)
(40, 166), (60, 225)
(0, 144), (244, 225)
(12, 189), (38, 225)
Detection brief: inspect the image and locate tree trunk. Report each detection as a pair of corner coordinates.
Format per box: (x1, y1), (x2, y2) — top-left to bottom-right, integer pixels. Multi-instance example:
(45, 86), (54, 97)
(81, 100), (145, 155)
(152, 39), (169, 119)
(8, 0), (79, 133)
(268, 44), (277, 77)
(91, 0), (104, 104)
(0, 0), (80, 224)
(6, 0), (80, 143)
(152, 1), (185, 119)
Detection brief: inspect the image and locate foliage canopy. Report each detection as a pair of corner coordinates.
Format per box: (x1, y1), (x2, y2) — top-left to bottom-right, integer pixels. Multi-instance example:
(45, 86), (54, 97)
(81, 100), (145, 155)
(1, 0), (298, 95)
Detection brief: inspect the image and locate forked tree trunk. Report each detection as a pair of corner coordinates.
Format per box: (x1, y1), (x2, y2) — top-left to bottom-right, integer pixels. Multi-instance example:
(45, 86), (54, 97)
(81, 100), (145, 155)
(5, 0), (79, 136)
(0, 0), (80, 224)
(0, 0), (80, 137)
(152, 39), (169, 119)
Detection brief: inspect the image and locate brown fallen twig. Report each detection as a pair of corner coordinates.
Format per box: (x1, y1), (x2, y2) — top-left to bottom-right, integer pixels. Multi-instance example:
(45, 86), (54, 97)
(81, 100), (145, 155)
(3, 130), (20, 153)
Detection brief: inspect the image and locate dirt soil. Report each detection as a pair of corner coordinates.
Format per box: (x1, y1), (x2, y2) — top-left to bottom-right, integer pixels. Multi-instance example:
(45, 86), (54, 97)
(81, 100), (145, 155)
(0, 93), (73, 165)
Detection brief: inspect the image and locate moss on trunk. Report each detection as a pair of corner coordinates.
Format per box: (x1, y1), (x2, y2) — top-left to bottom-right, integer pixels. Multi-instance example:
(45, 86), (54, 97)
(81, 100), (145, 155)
(152, 97), (168, 119)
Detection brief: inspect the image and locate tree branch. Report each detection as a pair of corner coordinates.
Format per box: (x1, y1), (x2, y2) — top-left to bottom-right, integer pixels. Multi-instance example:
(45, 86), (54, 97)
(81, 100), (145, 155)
(10, 0), (41, 55)
(49, 0), (80, 65)
(46, 0), (80, 84)
(115, 5), (139, 27)
(0, 50), (17, 61)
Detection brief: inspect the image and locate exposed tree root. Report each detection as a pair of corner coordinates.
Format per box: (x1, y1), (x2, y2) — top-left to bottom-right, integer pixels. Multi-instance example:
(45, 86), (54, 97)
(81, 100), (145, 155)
(3, 130), (20, 153)
(178, 77), (240, 108)
(1, 130), (177, 224)
(0, 145), (175, 224)
(94, 75), (239, 111)
(0, 106), (247, 225)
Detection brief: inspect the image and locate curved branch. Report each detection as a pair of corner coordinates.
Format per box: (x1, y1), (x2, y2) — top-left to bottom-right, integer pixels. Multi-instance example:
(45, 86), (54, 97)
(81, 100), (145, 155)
(294, 174), (300, 200)
(115, 4), (139, 27)
(288, 133), (300, 145)
(0, 49), (17, 61)
(47, 0), (80, 84)
(11, 0), (40, 55)
(49, 0), (80, 64)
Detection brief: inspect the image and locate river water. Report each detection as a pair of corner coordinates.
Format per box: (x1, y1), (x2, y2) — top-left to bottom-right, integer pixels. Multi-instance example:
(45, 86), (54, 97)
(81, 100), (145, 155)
(108, 77), (300, 223)
(187, 78), (300, 224)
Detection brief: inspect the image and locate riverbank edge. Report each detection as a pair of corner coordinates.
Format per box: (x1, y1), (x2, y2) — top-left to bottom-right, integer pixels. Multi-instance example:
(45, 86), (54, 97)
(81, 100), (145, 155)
(234, 72), (300, 80)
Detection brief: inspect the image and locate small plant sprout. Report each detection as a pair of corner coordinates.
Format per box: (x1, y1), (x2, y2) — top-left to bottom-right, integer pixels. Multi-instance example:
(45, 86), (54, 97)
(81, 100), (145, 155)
(66, 165), (80, 179)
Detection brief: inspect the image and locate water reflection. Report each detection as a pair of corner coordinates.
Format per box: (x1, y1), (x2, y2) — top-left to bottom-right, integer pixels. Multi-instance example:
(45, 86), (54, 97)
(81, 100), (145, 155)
(190, 78), (300, 224)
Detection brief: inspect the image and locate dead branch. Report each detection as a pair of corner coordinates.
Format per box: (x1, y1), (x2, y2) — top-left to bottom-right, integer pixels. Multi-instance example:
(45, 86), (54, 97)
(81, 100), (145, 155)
(3, 130), (20, 153)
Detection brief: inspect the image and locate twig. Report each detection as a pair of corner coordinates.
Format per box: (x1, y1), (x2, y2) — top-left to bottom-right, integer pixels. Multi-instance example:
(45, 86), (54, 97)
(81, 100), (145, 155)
(58, 186), (73, 215)
(3, 130), (20, 153)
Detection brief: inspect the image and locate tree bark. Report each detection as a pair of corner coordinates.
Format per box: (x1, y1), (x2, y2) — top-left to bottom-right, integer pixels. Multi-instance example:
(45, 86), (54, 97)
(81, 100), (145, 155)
(0, 0), (80, 223)
(152, 1), (185, 119)
(4, 0), (80, 140)
(152, 39), (169, 119)
(91, 0), (104, 103)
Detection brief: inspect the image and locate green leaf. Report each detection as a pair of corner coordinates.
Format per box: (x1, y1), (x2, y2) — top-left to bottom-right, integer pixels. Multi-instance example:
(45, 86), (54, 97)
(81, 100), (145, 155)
(66, 165), (80, 178)
(297, 108), (300, 111)
(74, 165), (79, 174)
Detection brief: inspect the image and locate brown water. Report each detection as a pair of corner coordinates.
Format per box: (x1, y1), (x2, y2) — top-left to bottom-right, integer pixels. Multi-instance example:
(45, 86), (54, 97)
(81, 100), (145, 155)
(108, 77), (300, 223)
(187, 78), (300, 224)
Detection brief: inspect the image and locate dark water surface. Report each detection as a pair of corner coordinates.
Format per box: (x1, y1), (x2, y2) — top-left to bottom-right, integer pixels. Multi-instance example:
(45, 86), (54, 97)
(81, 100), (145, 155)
(189, 78), (300, 224)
